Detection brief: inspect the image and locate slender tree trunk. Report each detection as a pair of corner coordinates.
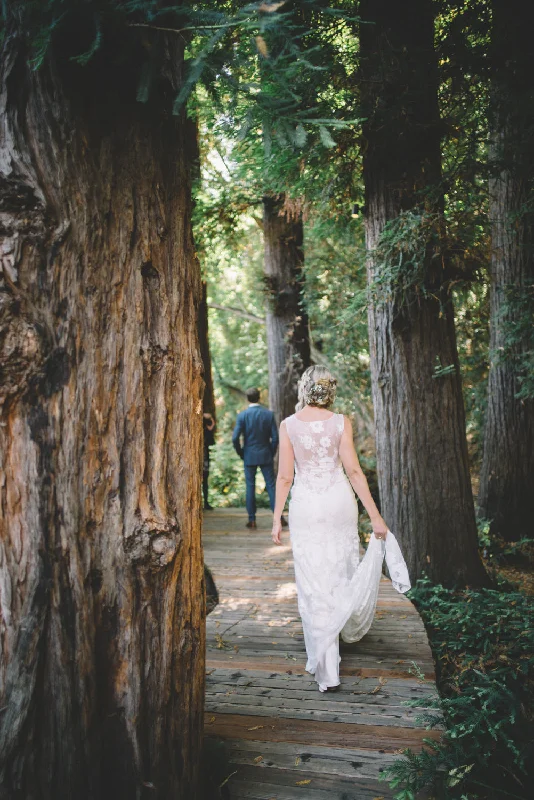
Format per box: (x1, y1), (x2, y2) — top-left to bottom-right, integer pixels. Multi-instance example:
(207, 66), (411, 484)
(191, 114), (215, 421)
(198, 282), (216, 420)
(263, 196), (311, 422)
(478, 0), (534, 540)
(198, 281), (220, 608)
(0, 24), (204, 800)
(359, 0), (487, 586)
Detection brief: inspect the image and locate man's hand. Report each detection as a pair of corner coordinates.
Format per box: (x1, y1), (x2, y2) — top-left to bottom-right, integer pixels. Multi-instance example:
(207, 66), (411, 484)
(203, 412), (215, 431)
(271, 518), (282, 545)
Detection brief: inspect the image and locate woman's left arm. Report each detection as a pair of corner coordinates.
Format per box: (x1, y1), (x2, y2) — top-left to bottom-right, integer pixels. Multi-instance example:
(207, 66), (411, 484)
(339, 416), (388, 539)
(272, 421), (294, 544)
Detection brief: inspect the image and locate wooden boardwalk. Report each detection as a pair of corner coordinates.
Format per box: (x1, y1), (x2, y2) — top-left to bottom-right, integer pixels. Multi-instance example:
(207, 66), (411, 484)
(204, 508), (441, 799)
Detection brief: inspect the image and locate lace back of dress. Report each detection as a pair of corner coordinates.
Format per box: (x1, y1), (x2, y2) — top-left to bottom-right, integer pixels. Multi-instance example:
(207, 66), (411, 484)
(287, 414), (345, 494)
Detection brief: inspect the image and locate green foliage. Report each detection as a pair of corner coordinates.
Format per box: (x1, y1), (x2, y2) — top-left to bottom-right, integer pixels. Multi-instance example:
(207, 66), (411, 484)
(437, 0), (491, 263)
(195, 193), (375, 508)
(192, 12), (373, 509)
(385, 579), (534, 800)
(452, 282), (490, 463)
(302, 212), (372, 419)
(477, 518), (534, 578)
(369, 204), (489, 317)
(193, 0), (499, 513)
(195, 208), (269, 507)
(4, 0), (359, 154)
(368, 211), (445, 310)
(181, 0), (363, 212)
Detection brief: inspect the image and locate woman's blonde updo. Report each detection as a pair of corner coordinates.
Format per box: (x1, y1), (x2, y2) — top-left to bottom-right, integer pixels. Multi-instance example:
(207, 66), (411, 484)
(296, 366), (337, 412)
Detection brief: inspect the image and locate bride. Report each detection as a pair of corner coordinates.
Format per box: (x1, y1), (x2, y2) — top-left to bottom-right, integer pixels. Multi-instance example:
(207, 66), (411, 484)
(271, 366), (410, 693)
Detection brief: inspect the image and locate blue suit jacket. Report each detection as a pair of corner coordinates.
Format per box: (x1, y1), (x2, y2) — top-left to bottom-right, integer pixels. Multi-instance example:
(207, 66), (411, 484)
(232, 405), (279, 466)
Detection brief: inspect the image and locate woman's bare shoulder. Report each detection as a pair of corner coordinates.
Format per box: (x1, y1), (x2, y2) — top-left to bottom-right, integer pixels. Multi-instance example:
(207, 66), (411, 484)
(281, 413), (296, 426)
(281, 415), (297, 438)
(340, 414), (353, 433)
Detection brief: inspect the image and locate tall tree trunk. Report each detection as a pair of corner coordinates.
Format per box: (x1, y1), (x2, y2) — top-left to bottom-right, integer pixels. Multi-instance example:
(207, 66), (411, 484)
(263, 196), (311, 422)
(0, 24), (204, 800)
(359, 0), (487, 586)
(478, 0), (534, 540)
(191, 114), (215, 421)
(198, 281), (216, 420)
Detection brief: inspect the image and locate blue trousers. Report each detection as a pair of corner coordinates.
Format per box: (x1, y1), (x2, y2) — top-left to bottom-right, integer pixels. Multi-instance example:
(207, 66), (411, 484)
(244, 462), (276, 521)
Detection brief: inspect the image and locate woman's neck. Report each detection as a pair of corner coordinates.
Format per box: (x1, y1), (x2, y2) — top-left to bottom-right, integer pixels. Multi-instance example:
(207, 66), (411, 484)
(295, 405), (335, 420)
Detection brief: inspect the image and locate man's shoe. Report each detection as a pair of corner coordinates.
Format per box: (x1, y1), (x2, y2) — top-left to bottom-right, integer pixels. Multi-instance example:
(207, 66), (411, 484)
(246, 520), (257, 529)
(281, 516), (289, 528)
(204, 503), (214, 511)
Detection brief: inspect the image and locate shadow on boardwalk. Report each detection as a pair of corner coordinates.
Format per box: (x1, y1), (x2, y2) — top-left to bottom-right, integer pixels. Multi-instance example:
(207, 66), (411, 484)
(203, 508), (442, 800)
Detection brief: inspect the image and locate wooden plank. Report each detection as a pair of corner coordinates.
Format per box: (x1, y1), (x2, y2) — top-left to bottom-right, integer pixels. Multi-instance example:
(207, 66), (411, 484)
(206, 644), (431, 661)
(206, 656), (436, 680)
(205, 672), (435, 698)
(210, 599), (420, 613)
(219, 738), (401, 779)
(205, 701), (429, 729)
(204, 712), (442, 752)
(208, 621), (428, 637)
(210, 621), (427, 635)
(228, 782), (392, 800)
(206, 677), (440, 708)
(206, 688), (435, 710)
(227, 766), (395, 799)
(207, 639), (431, 657)
(205, 649), (435, 676)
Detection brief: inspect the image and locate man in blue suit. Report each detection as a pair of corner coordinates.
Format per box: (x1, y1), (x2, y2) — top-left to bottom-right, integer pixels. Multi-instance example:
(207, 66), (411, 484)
(232, 388), (287, 529)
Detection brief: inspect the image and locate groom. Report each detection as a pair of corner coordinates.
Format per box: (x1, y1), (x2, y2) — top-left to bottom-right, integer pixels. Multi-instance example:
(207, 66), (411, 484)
(232, 388), (286, 529)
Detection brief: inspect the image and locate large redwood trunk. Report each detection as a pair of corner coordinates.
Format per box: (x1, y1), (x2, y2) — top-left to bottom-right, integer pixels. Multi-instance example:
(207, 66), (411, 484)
(263, 196), (311, 422)
(0, 24), (204, 800)
(360, 0), (487, 586)
(478, 0), (534, 541)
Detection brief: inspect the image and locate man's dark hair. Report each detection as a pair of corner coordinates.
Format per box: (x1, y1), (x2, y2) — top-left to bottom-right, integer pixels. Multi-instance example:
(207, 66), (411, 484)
(246, 387), (260, 403)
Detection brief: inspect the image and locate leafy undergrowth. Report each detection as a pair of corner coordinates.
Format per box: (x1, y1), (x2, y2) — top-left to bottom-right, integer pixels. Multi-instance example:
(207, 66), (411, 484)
(479, 525), (534, 596)
(384, 579), (534, 800)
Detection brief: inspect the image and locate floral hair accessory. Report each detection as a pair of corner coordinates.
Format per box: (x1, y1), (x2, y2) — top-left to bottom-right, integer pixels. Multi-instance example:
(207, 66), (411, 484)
(305, 377), (337, 407)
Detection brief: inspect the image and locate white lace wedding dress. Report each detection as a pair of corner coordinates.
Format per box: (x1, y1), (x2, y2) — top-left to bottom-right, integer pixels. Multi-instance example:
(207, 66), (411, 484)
(285, 412), (410, 692)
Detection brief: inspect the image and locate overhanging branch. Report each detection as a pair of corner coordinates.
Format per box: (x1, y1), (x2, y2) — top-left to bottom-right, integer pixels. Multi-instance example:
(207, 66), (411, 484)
(208, 303), (265, 324)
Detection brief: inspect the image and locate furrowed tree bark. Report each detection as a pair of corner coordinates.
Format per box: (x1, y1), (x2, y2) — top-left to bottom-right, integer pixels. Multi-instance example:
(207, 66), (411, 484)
(0, 23), (204, 800)
(359, 0), (487, 586)
(478, 0), (534, 541)
(263, 196), (311, 422)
